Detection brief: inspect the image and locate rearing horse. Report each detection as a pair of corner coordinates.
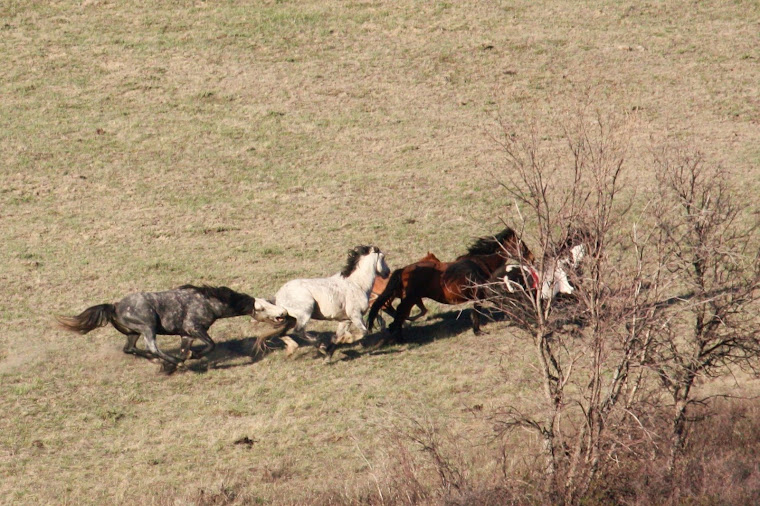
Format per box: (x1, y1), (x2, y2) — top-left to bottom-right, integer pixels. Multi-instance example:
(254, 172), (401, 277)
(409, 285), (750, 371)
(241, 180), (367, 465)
(367, 227), (534, 341)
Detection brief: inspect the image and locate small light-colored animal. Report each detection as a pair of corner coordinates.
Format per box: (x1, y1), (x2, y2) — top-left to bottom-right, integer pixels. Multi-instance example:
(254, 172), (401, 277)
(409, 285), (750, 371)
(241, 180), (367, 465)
(497, 243), (586, 299)
(56, 285), (287, 373)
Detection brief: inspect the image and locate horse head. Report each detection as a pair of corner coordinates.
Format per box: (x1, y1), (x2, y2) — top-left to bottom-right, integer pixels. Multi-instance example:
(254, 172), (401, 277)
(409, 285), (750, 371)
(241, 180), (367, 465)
(252, 298), (288, 323)
(373, 247), (391, 279)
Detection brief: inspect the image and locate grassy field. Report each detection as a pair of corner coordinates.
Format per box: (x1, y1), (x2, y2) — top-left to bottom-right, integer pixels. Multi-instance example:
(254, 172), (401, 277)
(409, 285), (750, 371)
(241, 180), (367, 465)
(2, 0), (760, 503)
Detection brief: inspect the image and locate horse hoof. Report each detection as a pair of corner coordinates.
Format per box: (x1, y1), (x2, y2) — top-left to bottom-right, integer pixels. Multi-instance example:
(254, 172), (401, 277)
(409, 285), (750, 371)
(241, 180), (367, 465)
(160, 363), (178, 375)
(318, 342), (336, 358)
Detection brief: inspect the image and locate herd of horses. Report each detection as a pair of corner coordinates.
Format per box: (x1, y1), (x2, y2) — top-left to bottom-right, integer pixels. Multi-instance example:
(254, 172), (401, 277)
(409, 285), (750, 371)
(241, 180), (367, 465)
(56, 226), (585, 373)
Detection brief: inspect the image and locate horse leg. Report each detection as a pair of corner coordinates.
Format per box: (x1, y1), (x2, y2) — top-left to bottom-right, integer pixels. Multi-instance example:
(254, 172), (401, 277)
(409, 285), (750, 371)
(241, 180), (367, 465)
(375, 313), (386, 331)
(406, 301), (428, 322)
(471, 303), (484, 335)
(388, 296), (419, 341)
(123, 333), (154, 360)
(281, 317), (312, 357)
(335, 321), (351, 344)
(179, 336), (194, 361)
(141, 328), (181, 373)
(270, 316), (300, 356)
(382, 303), (397, 319)
(188, 329), (215, 360)
(278, 336), (298, 356)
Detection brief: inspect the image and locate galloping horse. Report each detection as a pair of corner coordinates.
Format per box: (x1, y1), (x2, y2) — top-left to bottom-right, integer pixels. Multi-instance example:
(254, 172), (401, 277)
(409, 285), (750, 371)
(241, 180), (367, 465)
(265, 245), (390, 356)
(367, 227), (534, 340)
(368, 252), (441, 329)
(56, 285), (288, 373)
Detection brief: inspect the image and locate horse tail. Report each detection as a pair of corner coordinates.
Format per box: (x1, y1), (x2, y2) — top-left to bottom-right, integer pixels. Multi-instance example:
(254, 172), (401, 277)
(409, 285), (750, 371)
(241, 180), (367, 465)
(55, 304), (117, 334)
(254, 314), (296, 354)
(367, 268), (403, 332)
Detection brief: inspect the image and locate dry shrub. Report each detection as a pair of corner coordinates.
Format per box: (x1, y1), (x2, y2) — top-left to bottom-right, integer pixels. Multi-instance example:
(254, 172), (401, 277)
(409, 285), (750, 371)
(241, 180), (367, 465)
(588, 397), (760, 505)
(152, 475), (260, 506)
(308, 419), (548, 506)
(312, 397), (760, 506)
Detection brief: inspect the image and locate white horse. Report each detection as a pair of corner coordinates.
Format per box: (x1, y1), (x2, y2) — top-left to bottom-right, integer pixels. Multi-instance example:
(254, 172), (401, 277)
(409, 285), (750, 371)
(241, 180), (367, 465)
(265, 245), (390, 356)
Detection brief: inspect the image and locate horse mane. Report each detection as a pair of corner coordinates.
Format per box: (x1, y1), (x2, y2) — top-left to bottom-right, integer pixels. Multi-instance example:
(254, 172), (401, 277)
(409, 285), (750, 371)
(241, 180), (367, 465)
(177, 284), (254, 311)
(340, 245), (379, 277)
(465, 227), (520, 256)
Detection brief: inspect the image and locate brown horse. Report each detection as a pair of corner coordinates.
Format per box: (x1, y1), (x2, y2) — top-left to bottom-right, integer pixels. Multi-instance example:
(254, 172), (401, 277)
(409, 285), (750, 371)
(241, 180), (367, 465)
(368, 252), (441, 327)
(367, 227), (534, 340)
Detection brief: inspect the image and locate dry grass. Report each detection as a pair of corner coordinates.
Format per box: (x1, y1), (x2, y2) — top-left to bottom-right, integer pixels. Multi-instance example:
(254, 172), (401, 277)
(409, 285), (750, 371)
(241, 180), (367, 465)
(2, 0), (760, 504)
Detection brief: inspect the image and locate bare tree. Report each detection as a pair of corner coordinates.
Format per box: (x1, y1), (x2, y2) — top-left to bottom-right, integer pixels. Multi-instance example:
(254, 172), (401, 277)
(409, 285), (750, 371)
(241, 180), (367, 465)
(485, 106), (664, 504)
(649, 146), (760, 474)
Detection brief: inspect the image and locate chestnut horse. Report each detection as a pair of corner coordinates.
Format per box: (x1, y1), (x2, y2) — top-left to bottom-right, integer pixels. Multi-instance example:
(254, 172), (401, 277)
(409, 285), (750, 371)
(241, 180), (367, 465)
(367, 227), (534, 340)
(368, 252), (441, 329)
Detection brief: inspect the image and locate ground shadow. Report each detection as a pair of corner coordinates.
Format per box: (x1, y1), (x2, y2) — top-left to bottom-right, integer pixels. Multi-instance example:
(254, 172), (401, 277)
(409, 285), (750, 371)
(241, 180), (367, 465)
(327, 306), (498, 363)
(120, 323), (308, 374)
(161, 300), (592, 370)
(202, 328), (348, 369)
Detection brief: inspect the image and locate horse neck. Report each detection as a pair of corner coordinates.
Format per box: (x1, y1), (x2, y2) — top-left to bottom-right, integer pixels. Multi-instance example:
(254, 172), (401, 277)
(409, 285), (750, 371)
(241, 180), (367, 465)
(212, 295), (254, 319)
(472, 253), (507, 273)
(346, 255), (377, 294)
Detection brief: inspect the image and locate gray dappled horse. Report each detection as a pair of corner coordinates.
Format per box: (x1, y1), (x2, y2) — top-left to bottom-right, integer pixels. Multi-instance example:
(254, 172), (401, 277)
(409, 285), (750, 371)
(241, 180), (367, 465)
(56, 285), (287, 373)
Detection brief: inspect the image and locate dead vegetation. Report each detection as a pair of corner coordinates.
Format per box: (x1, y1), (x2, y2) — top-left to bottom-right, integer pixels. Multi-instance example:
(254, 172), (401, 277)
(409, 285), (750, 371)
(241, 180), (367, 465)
(479, 107), (760, 504)
(2, 0), (760, 504)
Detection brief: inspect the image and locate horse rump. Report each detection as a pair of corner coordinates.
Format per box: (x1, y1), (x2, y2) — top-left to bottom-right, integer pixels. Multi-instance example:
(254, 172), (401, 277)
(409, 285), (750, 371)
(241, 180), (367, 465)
(55, 304), (117, 334)
(367, 268), (404, 331)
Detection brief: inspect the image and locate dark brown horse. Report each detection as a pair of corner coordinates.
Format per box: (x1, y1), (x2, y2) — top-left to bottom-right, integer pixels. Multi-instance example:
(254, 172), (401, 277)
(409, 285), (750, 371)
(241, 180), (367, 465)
(367, 227), (534, 340)
(368, 252), (441, 327)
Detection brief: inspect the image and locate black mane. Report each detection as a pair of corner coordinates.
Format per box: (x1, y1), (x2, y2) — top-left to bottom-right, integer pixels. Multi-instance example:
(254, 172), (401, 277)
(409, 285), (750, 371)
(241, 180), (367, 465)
(340, 245), (379, 277)
(178, 284), (254, 313)
(466, 227), (519, 256)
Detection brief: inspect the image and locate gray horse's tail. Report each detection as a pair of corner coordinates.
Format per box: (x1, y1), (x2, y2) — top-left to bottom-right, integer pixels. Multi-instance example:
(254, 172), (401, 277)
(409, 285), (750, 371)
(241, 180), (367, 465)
(254, 314), (296, 354)
(56, 304), (117, 334)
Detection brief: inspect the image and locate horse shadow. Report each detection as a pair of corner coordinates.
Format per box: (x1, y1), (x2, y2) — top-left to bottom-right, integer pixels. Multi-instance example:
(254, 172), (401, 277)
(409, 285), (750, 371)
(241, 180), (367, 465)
(184, 307), (513, 369)
(328, 307), (498, 363)
(186, 329), (347, 371)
